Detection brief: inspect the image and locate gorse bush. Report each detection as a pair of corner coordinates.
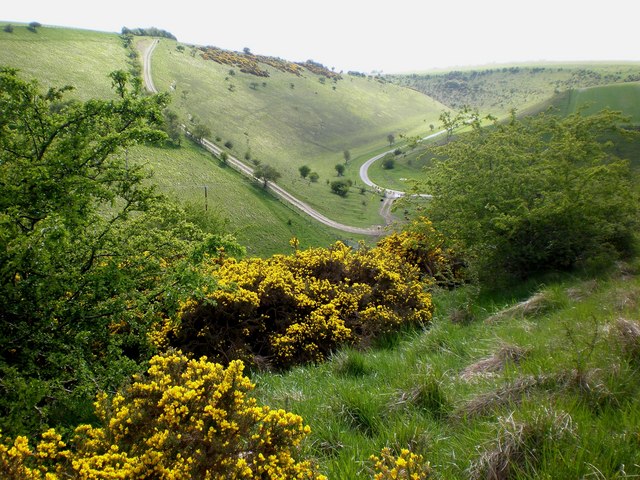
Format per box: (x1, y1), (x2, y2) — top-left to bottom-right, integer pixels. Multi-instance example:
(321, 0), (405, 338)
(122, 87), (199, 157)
(377, 217), (467, 287)
(0, 352), (325, 479)
(163, 242), (434, 368)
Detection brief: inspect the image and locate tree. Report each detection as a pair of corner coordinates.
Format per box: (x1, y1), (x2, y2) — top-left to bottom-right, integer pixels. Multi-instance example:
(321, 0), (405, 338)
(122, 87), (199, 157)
(299, 165), (311, 179)
(3, 24), (14, 33)
(335, 163), (345, 176)
(330, 179), (352, 196)
(254, 163), (281, 188)
(27, 21), (41, 32)
(0, 69), (239, 436)
(163, 109), (182, 145)
(422, 110), (639, 284)
(309, 171), (319, 183)
(382, 155), (395, 169)
(387, 133), (395, 145)
(190, 122), (211, 142)
(343, 150), (351, 164)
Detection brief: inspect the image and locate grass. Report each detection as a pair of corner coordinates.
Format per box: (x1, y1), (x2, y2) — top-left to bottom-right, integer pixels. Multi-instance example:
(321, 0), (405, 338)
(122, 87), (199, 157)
(0, 23), (128, 99)
(130, 140), (365, 256)
(147, 37), (446, 227)
(252, 262), (640, 478)
(564, 81), (640, 123)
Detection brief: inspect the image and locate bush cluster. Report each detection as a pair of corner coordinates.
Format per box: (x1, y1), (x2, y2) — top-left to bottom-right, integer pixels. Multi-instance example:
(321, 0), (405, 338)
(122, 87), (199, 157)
(200, 46), (304, 78)
(377, 218), (467, 287)
(0, 352), (325, 479)
(162, 242), (433, 369)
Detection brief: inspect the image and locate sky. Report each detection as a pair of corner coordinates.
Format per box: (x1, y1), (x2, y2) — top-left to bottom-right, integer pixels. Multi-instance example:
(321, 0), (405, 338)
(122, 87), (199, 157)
(3, 0), (638, 74)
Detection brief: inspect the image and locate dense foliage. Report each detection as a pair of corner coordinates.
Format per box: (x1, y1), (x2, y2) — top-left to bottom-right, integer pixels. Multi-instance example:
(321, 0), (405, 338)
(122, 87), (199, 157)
(377, 218), (466, 287)
(164, 241), (434, 369)
(0, 68), (241, 436)
(0, 352), (325, 479)
(422, 110), (638, 283)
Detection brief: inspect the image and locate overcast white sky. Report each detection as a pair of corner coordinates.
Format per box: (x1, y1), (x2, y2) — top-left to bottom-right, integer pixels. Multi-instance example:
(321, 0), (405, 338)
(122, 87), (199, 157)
(4, 0), (638, 73)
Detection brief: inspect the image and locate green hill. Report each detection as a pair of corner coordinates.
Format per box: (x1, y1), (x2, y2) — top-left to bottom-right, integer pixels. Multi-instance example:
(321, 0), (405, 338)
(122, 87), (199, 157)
(0, 23), (445, 253)
(389, 63), (640, 118)
(144, 37), (446, 227)
(0, 23), (128, 99)
(561, 81), (640, 122)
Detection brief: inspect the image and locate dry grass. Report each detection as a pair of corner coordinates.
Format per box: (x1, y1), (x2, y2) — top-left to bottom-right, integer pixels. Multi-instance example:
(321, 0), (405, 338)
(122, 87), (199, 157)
(461, 343), (529, 381)
(484, 292), (557, 324)
(468, 408), (575, 480)
(614, 318), (640, 363)
(453, 375), (545, 420)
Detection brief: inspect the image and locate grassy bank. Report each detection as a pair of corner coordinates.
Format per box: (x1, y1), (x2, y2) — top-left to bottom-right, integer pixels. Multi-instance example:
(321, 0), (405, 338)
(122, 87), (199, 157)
(253, 263), (640, 478)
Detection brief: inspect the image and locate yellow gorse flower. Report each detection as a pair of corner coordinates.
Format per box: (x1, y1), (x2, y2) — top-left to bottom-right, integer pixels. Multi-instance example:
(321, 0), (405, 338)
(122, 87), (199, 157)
(0, 352), (325, 479)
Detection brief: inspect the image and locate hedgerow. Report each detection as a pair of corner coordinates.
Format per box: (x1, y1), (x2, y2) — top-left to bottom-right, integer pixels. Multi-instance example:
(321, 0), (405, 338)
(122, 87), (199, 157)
(0, 352), (325, 479)
(160, 241), (434, 369)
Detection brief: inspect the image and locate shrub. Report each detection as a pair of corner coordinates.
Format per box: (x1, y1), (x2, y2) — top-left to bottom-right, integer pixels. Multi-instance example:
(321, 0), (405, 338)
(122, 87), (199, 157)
(224, 140), (234, 149)
(165, 242), (433, 369)
(330, 179), (351, 197)
(370, 447), (431, 479)
(0, 352), (325, 479)
(309, 172), (319, 183)
(3, 24), (14, 33)
(377, 217), (467, 287)
(381, 154), (395, 169)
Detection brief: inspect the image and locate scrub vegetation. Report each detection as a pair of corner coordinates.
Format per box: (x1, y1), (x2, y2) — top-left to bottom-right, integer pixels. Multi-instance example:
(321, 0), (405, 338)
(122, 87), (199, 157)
(1, 22), (640, 479)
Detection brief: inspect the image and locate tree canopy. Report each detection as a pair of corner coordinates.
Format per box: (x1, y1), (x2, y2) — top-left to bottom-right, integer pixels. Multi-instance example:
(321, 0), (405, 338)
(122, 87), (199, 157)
(421, 110), (638, 283)
(0, 68), (240, 435)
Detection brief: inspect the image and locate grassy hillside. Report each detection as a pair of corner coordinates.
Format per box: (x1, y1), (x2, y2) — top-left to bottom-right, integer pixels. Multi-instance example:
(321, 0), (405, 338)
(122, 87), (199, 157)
(561, 81), (640, 122)
(254, 264), (640, 478)
(130, 140), (362, 256)
(0, 23), (128, 99)
(389, 63), (640, 118)
(146, 38), (447, 227)
(0, 24), (370, 255)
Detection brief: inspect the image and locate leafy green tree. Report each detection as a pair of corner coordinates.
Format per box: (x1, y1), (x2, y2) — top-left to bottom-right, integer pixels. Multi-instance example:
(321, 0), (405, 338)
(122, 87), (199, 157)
(299, 165), (311, 179)
(387, 133), (395, 145)
(382, 154), (395, 169)
(330, 179), (352, 197)
(309, 171), (319, 183)
(343, 150), (351, 164)
(163, 108), (182, 145)
(0, 68), (239, 436)
(422, 110), (638, 284)
(3, 24), (14, 33)
(190, 122), (211, 142)
(335, 163), (345, 176)
(254, 164), (281, 188)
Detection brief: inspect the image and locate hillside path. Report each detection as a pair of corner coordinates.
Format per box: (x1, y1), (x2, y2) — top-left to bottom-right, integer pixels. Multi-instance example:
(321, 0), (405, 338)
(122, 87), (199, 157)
(143, 39), (159, 94)
(140, 39), (425, 236)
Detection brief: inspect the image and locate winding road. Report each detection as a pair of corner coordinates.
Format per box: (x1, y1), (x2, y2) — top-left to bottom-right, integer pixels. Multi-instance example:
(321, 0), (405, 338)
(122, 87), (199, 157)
(141, 39), (435, 236)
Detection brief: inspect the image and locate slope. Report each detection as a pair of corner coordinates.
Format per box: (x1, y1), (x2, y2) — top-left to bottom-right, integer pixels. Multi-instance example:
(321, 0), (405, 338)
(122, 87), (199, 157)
(389, 63), (640, 118)
(0, 23), (129, 99)
(0, 24), (369, 255)
(145, 37), (447, 227)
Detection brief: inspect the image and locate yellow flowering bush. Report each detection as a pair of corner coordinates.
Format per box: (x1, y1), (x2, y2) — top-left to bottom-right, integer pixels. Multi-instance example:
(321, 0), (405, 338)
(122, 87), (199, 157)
(370, 447), (431, 480)
(169, 242), (433, 368)
(377, 218), (467, 288)
(0, 352), (325, 479)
